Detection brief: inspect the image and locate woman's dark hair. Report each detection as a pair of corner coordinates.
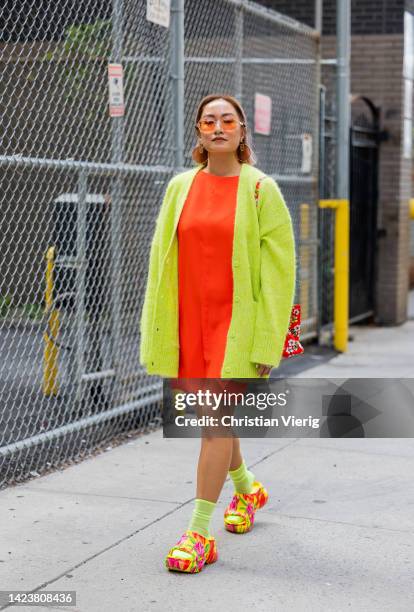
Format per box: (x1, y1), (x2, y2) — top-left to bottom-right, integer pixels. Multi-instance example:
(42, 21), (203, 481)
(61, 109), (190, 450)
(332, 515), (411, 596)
(192, 93), (257, 166)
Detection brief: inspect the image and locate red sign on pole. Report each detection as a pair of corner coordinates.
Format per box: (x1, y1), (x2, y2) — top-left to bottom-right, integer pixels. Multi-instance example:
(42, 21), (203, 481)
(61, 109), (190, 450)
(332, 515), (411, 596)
(108, 63), (125, 117)
(254, 93), (272, 135)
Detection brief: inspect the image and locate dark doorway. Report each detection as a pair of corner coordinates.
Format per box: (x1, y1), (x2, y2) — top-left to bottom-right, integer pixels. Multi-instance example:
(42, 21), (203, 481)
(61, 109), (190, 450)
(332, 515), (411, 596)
(318, 89), (381, 336)
(349, 96), (380, 322)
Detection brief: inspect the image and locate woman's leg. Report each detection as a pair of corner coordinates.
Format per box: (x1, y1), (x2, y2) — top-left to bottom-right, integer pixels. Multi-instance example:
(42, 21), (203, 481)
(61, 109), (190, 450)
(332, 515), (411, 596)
(194, 414), (247, 501)
(229, 436), (243, 471)
(196, 436), (234, 501)
(185, 436), (233, 542)
(186, 392), (235, 538)
(184, 382), (251, 539)
(228, 436), (256, 494)
(188, 434), (255, 539)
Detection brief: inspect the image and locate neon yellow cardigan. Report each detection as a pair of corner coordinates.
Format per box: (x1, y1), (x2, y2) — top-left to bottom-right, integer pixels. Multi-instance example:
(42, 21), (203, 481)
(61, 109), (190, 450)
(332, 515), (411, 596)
(139, 162), (297, 378)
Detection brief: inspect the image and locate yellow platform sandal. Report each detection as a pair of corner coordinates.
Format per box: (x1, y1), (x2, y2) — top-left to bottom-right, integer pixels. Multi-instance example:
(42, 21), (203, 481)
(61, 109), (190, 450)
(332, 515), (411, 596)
(165, 530), (218, 573)
(224, 480), (269, 534)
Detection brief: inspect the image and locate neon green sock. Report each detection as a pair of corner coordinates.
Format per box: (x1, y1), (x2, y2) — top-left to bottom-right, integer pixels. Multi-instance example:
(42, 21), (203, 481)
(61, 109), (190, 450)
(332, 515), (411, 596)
(187, 498), (216, 539)
(170, 499), (216, 561)
(229, 459), (255, 494)
(171, 499), (216, 561)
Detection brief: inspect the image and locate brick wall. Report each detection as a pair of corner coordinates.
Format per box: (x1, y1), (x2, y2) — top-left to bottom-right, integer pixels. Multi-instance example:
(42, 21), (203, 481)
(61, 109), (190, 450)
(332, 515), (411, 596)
(256, 0), (405, 35)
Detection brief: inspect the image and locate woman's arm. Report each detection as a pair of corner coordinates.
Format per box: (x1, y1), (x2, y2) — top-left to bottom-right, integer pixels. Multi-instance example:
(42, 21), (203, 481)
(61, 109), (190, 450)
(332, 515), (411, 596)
(250, 177), (297, 370)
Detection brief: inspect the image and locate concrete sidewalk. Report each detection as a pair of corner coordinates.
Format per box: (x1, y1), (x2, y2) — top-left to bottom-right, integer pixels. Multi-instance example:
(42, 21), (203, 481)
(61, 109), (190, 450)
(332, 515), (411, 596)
(277, 290), (414, 379)
(1, 294), (414, 612)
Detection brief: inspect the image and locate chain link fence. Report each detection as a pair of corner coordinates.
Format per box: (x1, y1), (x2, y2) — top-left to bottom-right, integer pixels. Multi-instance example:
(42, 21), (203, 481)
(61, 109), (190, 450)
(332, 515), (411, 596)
(0, 0), (320, 488)
(318, 61), (337, 335)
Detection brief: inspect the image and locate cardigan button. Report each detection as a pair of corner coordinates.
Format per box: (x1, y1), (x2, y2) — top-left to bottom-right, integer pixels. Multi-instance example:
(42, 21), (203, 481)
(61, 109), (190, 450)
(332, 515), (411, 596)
(229, 333), (235, 339)
(233, 260), (239, 267)
(234, 296), (240, 303)
(224, 367), (230, 373)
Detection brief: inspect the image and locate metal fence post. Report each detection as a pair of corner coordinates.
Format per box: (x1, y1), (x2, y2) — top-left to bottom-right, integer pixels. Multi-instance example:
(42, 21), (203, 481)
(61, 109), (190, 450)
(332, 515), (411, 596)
(109, 0), (124, 404)
(335, 0), (351, 352)
(171, 0), (185, 171)
(319, 85), (326, 197)
(75, 169), (87, 404)
(336, 0), (351, 201)
(235, 2), (244, 100)
(315, 0), (323, 35)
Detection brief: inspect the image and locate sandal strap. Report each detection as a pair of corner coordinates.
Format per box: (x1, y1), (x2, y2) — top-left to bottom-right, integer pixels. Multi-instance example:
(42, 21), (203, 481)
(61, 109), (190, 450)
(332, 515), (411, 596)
(225, 510), (248, 520)
(169, 532), (206, 557)
(230, 494), (254, 509)
(170, 544), (197, 557)
(225, 497), (255, 518)
(231, 485), (264, 506)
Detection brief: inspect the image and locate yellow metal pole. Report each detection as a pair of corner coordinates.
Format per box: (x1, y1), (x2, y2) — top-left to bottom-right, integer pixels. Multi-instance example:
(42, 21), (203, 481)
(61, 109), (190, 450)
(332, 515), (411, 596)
(319, 199), (350, 352)
(410, 198), (414, 219)
(43, 246), (59, 395)
(335, 199), (350, 351)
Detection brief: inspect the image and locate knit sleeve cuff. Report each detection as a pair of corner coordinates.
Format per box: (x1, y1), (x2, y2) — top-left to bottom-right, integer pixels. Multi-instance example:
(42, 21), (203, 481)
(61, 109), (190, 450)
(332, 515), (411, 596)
(249, 328), (284, 369)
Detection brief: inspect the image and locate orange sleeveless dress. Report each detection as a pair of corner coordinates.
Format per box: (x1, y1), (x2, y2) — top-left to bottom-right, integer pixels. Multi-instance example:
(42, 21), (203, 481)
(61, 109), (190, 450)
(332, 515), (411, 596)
(177, 170), (239, 378)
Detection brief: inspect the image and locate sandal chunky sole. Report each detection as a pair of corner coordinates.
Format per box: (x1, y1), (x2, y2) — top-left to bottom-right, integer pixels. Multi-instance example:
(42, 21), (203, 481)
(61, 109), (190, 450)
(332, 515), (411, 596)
(224, 480), (268, 534)
(165, 530), (218, 573)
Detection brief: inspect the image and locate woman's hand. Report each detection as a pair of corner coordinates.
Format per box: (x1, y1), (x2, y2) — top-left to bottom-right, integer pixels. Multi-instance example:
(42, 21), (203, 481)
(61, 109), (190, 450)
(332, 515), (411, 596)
(255, 363), (273, 377)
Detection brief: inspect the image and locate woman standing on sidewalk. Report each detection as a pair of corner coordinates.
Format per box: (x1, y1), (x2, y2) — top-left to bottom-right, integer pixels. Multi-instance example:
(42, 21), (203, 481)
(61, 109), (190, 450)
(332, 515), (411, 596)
(139, 93), (296, 573)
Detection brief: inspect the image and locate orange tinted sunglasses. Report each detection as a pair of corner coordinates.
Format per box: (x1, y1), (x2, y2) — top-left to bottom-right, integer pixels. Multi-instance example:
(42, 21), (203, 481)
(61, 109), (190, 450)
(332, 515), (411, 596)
(196, 117), (245, 133)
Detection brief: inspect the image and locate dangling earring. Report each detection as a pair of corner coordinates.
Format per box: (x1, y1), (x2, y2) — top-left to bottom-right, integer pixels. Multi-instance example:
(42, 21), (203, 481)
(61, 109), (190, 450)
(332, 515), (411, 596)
(240, 140), (245, 151)
(199, 142), (204, 152)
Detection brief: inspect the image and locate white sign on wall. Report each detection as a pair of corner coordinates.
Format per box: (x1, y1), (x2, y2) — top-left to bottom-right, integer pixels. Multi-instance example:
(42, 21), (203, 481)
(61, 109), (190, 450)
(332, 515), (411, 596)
(108, 63), (125, 117)
(301, 134), (313, 173)
(403, 11), (414, 79)
(403, 117), (412, 159)
(147, 0), (171, 28)
(254, 93), (272, 135)
(404, 77), (413, 120)
(403, 11), (414, 158)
